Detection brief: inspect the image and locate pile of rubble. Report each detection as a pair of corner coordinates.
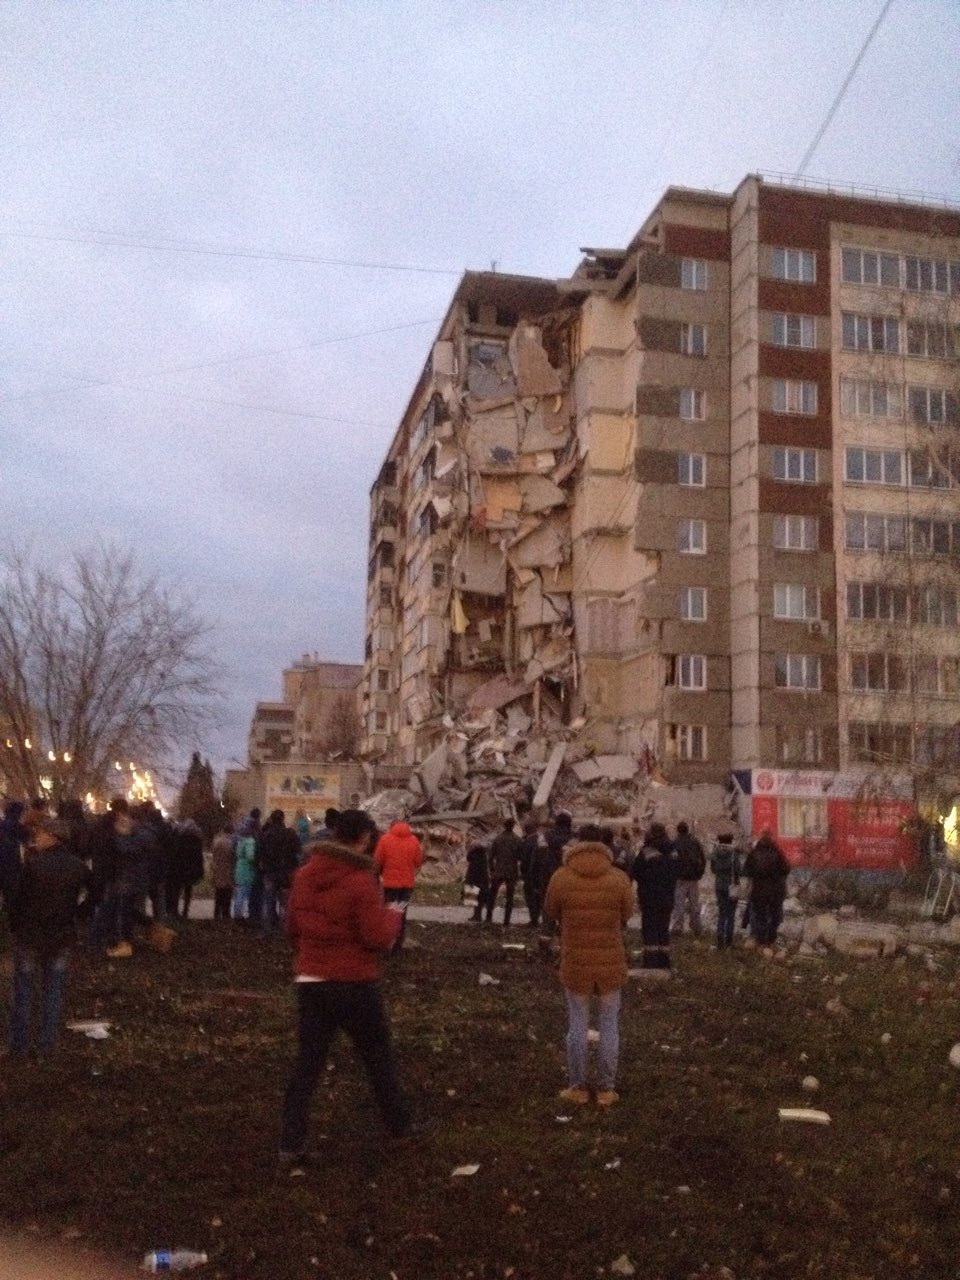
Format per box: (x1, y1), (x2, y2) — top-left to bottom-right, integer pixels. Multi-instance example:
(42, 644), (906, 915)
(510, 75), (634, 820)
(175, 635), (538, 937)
(362, 709), (736, 881)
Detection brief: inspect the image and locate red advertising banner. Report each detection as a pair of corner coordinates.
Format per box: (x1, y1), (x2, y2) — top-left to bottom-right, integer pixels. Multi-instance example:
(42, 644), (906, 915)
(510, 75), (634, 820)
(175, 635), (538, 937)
(748, 770), (917, 871)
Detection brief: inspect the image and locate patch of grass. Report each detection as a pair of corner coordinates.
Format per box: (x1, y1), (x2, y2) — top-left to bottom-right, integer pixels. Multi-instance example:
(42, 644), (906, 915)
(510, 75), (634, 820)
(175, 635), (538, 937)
(4, 925), (960, 1279)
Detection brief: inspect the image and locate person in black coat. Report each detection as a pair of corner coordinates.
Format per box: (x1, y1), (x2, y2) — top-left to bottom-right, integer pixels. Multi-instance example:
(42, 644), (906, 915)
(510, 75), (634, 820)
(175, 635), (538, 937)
(166, 819), (206, 919)
(464, 841), (490, 923)
(632, 823), (680, 970)
(743, 830), (792, 947)
(8, 815), (92, 1056)
(256, 809), (301, 934)
(485, 819), (522, 927)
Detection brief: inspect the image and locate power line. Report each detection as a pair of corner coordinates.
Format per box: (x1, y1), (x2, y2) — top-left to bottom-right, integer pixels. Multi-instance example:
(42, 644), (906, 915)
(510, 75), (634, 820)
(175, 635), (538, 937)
(0, 317), (441, 408)
(796, 0), (896, 176)
(0, 224), (463, 277)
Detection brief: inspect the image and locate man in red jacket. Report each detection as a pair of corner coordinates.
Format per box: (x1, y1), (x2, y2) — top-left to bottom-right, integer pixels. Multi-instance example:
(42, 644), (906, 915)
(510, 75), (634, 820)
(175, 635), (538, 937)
(278, 810), (417, 1171)
(373, 818), (423, 950)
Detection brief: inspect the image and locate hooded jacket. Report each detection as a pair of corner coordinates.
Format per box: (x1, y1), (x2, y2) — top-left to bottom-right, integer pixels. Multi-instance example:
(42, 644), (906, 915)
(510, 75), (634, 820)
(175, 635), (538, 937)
(543, 840), (635, 995)
(374, 822), (423, 890)
(287, 841), (401, 981)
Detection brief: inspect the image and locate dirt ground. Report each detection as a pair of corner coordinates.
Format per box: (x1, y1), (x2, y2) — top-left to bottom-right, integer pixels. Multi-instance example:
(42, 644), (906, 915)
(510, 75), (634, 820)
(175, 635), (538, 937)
(3, 917), (960, 1279)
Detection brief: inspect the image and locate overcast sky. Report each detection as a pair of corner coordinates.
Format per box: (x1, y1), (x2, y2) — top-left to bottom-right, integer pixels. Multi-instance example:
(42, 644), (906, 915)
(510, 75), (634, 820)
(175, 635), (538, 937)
(2, 0), (958, 782)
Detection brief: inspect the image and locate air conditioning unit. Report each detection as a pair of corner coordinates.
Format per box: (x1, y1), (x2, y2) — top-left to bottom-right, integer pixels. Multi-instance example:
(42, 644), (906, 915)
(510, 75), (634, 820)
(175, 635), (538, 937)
(807, 620), (830, 638)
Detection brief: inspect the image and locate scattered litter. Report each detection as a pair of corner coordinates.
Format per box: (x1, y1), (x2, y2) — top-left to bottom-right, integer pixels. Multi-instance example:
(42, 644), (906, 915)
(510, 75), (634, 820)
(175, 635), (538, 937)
(675, 1185), (691, 1195)
(778, 1108), (831, 1125)
(501, 943), (526, 951)
(801, 1076), (820, 1093)
(948, 1043), (960, 1069)
(555, 1115), (572, 1124)
(451, 1164), (480, 1177)
(478, 973), (501, 986)
(587, 1028), (600, 1043)
(67, 1020), (112, 1039)
(604, 1158), (621, 1170)
(880, 1032), (892, 1045)
(609, 1254), (636, 1276)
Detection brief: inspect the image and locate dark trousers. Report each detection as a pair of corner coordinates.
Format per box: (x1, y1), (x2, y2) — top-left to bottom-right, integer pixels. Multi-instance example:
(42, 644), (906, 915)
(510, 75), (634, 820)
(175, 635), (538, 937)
(383, 887), (412, 947)
(486, 877), (516, 925)
(213, 887), (232, 921)
(715, 889), (736, 947)
(522, 878), (542, 927)
(640, 900), (673, 968)
(280, 980), (410, 1154)
(750, 898), (781, 946)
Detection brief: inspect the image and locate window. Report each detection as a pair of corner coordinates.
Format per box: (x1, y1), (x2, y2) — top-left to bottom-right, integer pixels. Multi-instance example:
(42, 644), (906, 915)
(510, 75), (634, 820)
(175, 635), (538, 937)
(772, 247), (816, 283)
(909, 385), (960, 426)
(839, 377), (903, 419)
(844, 447), (903, 486)
(841, 313), (900, 354)
(845, 512), (907, 553)
(841, 247), (900, 287)
(680, 323), (707, 356)
(772, 313), (816, 348)
(846, 582), (909, 622)
(917, 586), (959, 627)
(374, 712), (388, 732)
(850, 652), (908, 692)
(376, 669), (390, 691)
(905, 255), (954, 294)
(677, 452), (705, 486)
(773, 447), (817, 483)
(772, 378), (818, 415)
(779, 726), (823, 765)
(911, 517), (956, 556)
(774, 583), (820, 620)
(679, 387), (705, 420)
(775, 654), (821, 690)
(773, 514), (818, 551)
(431, 562), (447, 588)
(681, 258), (707, 290)
(378, 584), (392, 607)
(908, 448), (950, 488)
(906, 320), (958, 359)
(679, 587), (707, 621)
(779, 798), (828, 839)
(677, 519), (706, 554)
(668, 724), (707, 761)
(677, 654), (706, 690)
(849, 721), (913, 764)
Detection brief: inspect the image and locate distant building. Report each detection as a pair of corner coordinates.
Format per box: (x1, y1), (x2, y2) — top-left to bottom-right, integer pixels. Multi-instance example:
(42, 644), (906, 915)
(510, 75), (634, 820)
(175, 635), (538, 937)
(228, 655), (363, 824)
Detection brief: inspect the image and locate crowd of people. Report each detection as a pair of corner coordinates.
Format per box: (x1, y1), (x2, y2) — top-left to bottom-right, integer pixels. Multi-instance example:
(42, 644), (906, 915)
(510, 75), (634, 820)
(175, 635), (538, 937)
(1, 790), (791, 1166)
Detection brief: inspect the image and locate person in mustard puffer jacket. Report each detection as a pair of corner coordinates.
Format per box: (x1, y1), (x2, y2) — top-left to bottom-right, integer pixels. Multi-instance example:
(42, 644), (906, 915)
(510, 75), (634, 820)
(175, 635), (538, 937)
(373, 820), (423, 949)
(543, 825), (635, 1108)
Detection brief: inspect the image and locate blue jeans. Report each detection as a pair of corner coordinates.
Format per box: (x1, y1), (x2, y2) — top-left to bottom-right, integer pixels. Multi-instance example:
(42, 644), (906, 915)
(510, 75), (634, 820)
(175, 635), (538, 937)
(280, 980), (410, 1154)
(260, 877), (287, 934)
(232, 884), (252, 920)
(564, 988), (622, 1091)
(9, 946), (70, 1056)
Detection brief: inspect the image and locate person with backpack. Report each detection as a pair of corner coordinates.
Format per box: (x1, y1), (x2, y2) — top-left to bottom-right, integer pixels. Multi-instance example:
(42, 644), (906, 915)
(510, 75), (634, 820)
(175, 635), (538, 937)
(670, 820), (706, 937)
(743, 829), (791, 948)
(709, 830), (743, 949)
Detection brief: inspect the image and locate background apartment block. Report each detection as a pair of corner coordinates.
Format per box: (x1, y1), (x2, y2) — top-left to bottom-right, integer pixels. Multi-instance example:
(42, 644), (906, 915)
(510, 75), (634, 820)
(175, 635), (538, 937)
(360, 175), (960, 809)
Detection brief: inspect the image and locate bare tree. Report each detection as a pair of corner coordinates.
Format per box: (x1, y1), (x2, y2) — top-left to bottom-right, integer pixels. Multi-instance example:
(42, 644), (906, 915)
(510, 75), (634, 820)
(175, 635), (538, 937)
(319, 693), (360, 758)
(0, 544), (221, 801)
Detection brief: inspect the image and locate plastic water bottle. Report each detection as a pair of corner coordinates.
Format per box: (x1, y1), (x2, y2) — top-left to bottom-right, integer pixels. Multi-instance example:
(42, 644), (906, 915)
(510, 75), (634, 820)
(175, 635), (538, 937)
(142, 1249), (208, 1272)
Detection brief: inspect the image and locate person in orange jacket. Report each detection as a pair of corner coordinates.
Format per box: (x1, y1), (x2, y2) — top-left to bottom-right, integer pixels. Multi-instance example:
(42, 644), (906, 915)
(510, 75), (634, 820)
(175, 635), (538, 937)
(373, 819), (423, 950)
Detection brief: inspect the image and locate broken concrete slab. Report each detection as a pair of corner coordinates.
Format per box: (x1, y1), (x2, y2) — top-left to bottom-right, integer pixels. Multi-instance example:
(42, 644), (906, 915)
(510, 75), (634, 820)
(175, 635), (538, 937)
(452, 534), (507, 596)
(467, 340), (517, 400)
(414, 741), (450, 801)
(519, 473), (567, 513)
(466, 673), (530, 714)
(533, 742), (567, 808)
(508, 322), (564, 398)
